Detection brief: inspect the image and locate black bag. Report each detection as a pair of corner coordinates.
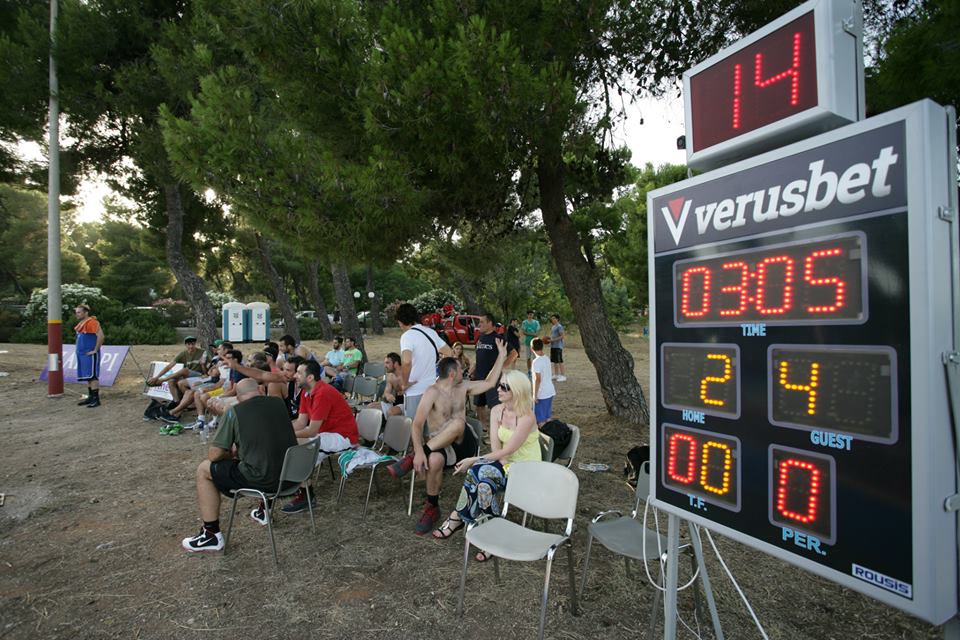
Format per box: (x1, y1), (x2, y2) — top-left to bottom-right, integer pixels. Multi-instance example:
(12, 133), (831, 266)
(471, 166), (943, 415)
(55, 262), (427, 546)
(539, 419), (572, 461)
(143, 399), (163, 421)
(624, 445), (651, 488)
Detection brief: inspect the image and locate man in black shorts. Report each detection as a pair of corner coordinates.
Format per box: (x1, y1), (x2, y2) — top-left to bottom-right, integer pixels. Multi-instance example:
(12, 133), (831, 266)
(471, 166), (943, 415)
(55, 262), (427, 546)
(181, 378), (297, 552)
(471, 313), (518, 426)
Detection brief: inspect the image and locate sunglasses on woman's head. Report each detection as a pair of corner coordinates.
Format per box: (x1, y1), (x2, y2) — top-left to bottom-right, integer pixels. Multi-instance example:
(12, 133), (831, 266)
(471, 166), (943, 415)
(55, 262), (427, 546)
(497, 383), (511, 392)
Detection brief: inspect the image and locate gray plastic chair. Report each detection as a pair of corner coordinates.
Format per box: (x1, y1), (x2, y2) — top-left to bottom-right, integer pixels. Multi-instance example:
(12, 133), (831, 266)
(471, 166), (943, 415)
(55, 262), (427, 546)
(361, 361), (385, 379)
(355, 407), (384, 445)
(579, 460), (669, 638)
(457, 461), (580, 640)
(337, 415), (412, 518)
(348, 376), (380, 411)
(407, 418), (482, 515)
(538, 423), (581, 468)
(223, 438), (320, 568)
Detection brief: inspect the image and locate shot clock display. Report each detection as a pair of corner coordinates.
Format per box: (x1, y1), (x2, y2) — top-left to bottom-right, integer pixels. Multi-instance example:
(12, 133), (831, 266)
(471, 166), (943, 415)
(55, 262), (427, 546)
(673, 233), (866, 326)
(649, 100), (959, 624)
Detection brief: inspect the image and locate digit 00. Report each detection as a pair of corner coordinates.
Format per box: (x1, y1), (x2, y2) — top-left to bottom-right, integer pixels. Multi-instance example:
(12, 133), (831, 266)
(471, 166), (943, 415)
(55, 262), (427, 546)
(666, 431), (734, 496)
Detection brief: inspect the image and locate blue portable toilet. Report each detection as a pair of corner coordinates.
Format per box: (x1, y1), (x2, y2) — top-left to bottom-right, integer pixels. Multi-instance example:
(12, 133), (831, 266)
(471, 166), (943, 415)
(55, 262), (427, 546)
(247, 302), (270, 342)
(222, 302), (246, 342)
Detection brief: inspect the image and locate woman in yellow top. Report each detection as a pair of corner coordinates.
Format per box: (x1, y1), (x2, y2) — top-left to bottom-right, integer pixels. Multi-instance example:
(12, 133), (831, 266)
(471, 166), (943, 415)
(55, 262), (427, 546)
(432, 369), (541, 555)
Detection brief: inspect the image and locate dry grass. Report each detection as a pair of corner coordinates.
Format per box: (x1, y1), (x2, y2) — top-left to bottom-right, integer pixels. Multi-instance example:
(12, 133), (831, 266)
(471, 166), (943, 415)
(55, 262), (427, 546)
(0, 331), (941, 639)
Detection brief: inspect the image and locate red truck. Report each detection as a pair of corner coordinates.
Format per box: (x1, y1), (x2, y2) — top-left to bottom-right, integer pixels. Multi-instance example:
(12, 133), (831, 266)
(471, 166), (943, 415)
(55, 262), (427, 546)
(421, 309), (483, 345)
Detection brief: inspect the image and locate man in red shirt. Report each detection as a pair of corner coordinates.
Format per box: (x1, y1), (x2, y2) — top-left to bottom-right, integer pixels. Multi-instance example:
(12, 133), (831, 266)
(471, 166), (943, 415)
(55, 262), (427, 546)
(282, 360), (358, 513)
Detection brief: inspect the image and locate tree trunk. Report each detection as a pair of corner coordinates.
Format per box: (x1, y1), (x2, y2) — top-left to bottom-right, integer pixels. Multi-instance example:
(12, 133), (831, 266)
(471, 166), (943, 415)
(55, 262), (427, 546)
(455, 272), (483, 314)
(255, 232), (300, 342)
(162, 183), (218, 348)
(331, 262), (364, 353)
(366, 265), (383, 335)
(307, 260), (334, 341)
(536, 150), (649, 425)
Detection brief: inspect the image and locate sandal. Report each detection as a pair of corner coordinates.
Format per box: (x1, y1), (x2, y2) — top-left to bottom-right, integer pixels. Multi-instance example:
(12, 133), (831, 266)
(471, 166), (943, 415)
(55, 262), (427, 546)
(474, 550), (492, 563)
(432, 517), (464, 540)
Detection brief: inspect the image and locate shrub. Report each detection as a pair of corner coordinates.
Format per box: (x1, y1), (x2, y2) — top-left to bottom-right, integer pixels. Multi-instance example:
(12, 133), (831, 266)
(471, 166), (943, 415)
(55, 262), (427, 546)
(408, 289), (464, 316)
(299, 317), (325, 340)
(24, 284), (110, 322)
(11, 308), (176, 345)
(0, 308), (23, 342)
(152, 298), (192, 327)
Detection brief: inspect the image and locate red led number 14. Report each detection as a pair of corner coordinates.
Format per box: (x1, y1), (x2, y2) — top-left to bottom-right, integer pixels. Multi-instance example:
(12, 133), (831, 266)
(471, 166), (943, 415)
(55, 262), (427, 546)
(733, 32), (802, 129)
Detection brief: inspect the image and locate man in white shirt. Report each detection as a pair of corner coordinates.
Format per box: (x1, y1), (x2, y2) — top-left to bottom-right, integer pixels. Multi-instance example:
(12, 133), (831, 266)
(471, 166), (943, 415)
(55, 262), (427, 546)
(531, 338), (556, 426)
(396, 303), (453, 420)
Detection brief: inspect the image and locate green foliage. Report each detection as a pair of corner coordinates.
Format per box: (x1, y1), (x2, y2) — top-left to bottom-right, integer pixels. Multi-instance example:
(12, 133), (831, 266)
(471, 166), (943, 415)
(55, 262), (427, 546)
(298, 317), (325, 340)
(25, 283), (110, 322)
(13, 308), (176, 345)
(409, 289), (464, 316)
(0, 307), (22, 342)
(601, 277), (635, 330)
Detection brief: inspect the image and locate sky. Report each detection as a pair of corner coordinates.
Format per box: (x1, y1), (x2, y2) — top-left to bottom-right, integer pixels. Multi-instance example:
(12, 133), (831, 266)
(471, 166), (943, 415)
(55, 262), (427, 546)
(27, 93), (689, 224)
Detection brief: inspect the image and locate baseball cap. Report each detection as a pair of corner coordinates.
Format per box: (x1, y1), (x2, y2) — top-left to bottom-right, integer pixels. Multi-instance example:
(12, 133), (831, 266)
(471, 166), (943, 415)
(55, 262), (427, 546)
(213, 339), (225, 347)
(184, 336), (197, 343)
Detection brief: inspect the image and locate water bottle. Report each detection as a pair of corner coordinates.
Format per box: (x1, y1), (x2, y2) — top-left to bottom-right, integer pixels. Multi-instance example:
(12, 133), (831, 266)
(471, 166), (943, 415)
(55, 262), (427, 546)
(200, 423), (209, 444)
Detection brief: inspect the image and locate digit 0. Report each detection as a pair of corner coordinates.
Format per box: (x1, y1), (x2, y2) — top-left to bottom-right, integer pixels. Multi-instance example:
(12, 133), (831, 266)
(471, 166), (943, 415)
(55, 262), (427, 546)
(680, 267), (712, 318)
(756, 255), (795, 315)
(775, 458), (821, 524)
(667, 432), (697, 484)
(700, 441), (733, 495)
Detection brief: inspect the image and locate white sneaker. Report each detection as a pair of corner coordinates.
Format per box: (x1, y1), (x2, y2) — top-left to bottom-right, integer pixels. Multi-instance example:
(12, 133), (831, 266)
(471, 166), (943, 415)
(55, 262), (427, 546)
(556, 375), (567, 382)
(250, 502), (270, 526)
(551, 374), (558, 380)
(182, 417), (205, 431)
(181, 528), (224, 552)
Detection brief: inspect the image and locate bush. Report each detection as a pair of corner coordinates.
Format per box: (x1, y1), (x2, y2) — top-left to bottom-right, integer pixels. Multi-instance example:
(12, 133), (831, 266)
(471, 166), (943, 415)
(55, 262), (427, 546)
(299, 317), (325, 340)
(0, 307), (23, 342)
(152, 298), (192, 327)
(24, 284), (110, 322)
(408, 289), (463, 316)
(382, 300), (403, 327)
(11, 308), (176, 345)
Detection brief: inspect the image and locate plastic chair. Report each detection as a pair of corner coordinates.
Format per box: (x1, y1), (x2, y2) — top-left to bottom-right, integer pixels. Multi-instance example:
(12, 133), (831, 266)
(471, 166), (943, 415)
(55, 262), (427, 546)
(223, 439), (320, 568)
(456, 461), (580, 640)
(407, 418), (482, 515)
(348, 376), (380, 411)
(361, 361), (385, 379)
(579, 461), (669, 639)
(337, 415), (412, 518)
(539, 424), (581, 468)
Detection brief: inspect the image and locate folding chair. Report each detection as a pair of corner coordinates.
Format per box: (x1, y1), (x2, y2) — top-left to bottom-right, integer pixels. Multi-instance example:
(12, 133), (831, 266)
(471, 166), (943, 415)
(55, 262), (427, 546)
(347, 376), (380, 412)
(538, 423), (581, 468)
(361, 361), (385, 379)
(337, 415), (412, 518)
(355, 407), (385, 446)
(579, 460), (674, 639)
(407, 418), (482, 515)
(223, 438), (320, 568)
(457, 461), (580, 640)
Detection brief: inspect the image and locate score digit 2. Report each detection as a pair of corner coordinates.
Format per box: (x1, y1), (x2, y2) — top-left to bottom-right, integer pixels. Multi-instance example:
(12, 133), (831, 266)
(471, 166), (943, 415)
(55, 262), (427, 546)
(662, 424), (742, 511)
(673, 232), (867, 326)
(662, 343), (741, 418)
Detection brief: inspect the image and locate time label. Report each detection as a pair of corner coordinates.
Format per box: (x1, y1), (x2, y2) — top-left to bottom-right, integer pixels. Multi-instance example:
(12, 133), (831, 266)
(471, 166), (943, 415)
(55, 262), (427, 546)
(673, 233), (866, 326)
(768, 345), (897, 443)
(768, 445), (836, 544)
(662, 424), (742, 512)
(661, 343), (741, 418)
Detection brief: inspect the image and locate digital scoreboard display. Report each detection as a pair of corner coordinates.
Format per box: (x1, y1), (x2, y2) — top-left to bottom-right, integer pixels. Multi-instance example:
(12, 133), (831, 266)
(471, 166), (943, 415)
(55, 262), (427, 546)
(648, 101), (958, 624)
(683, 0), (864, 170)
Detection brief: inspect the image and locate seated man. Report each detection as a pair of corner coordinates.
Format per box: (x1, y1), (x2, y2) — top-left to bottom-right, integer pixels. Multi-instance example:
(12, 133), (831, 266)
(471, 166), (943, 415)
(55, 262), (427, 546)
(278, 334), (315, 364)
(367, 352), (403, 417)
(229, 354), (305, 421)
(388, 340), (507, 535)
(327, 336), (363, 392)
(147, 336), (208, 403)
(319, 337), (345, 378)
(164, 361), (224, 426)
(281, 360), (360, 513)
(181, 379), (297, 552)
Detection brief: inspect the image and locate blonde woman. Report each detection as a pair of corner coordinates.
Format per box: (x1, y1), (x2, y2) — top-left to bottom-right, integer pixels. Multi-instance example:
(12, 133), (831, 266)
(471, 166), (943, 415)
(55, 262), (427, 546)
(432, 369), (541, 558)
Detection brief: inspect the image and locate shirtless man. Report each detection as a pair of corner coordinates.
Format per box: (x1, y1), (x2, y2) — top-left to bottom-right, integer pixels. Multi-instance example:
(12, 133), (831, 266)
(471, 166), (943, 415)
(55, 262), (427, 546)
(388, 340), (507, 535)
(367, 352), (403, 417)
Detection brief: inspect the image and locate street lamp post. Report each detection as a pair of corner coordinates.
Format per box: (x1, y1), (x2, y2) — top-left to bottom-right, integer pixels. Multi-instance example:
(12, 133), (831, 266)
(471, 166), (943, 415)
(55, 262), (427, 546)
(353, 291), (364, 334)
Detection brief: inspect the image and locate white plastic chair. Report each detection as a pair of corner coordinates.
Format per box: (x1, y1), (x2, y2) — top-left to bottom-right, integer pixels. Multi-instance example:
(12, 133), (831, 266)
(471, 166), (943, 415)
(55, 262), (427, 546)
(223, 439), (320, 568)
(456, 461), (580, 640)
(348, 376), (380, 412)
(337, 415), (412, 518)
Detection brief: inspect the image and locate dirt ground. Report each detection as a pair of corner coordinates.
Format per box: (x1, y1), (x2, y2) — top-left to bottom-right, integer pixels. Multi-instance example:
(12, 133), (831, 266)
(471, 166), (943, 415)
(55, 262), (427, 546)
(0, 330), (941, 639)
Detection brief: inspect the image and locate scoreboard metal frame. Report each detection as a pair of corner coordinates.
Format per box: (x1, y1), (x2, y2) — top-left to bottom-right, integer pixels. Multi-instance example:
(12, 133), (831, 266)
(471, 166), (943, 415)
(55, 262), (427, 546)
(647, 100), (958, 624)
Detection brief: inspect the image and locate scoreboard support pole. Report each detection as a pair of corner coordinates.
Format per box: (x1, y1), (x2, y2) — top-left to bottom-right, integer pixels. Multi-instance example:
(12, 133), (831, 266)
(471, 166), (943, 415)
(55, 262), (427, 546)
(662, 514), (726, 640)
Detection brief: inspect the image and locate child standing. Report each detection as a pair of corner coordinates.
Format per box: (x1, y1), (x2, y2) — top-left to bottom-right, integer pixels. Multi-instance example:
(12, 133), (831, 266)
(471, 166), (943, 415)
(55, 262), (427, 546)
(530, 338), (556, 426)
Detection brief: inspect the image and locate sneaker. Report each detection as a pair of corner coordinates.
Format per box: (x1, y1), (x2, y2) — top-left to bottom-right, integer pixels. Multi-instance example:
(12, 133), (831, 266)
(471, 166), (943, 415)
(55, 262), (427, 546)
(414, 502), (441, 536)
(387, 454), (414, 479)
(182, 417), (205, 431)
(143, 401), (162, 421)
(158, 410), (180, 424)
(77, 396), (92, 406)
(86, 396), (101, 408)
(181, 527), (224, 553)
(281, 487), (314, 514)
(556, 375), (567, 382)
(250, 502), (270, 526)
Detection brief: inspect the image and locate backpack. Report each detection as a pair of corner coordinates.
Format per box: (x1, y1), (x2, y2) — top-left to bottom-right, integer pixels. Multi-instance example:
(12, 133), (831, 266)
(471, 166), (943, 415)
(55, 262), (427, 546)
(539, 419), (572, 461)
(624, 445), (651, 488)
(143, 399), (163, 421)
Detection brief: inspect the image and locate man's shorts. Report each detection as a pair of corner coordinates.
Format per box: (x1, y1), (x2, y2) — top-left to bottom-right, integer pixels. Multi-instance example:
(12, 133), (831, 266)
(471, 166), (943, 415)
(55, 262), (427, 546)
(210, 459), (251, 497)
(188, 377), (211, 390)
(207, 387), (225, 398)
(535, 396), (554, 424)
(217, 396), (239, 410)
(525, 342), (535, 359)
(427, 421), (479, 468)
(550, 348), (564, 364)
(472, 386), (500, 409)
(403, 394), (422, 419)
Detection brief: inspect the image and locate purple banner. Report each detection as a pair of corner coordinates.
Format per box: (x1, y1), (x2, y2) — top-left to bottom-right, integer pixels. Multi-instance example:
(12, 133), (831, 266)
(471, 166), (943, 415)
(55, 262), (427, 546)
(40, 345), (130, 387)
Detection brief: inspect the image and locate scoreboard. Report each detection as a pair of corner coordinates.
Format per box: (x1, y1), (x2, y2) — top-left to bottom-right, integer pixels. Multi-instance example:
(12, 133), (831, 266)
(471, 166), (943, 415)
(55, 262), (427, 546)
(647, 100), (958, 623)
